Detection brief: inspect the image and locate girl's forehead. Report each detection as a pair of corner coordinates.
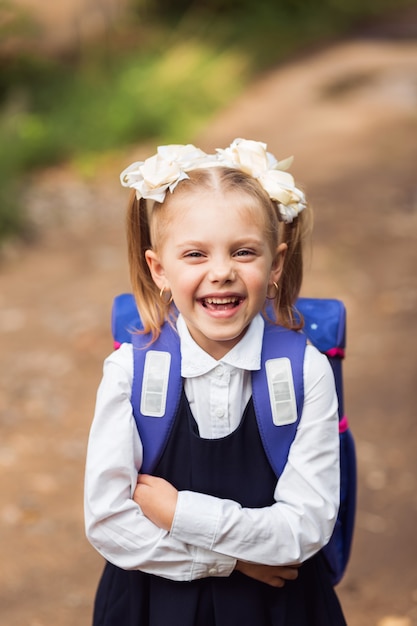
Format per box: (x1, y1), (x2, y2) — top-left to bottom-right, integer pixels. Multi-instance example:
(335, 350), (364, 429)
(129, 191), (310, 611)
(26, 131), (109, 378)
(165, 187), (268, 220)
(151, 186), (275, 249)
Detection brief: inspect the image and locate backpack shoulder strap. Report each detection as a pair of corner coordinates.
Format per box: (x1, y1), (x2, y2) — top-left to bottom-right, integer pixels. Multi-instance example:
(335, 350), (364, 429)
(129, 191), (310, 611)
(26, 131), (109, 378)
(129, 316), (306, 477)
(111, 291), (307, 477)
(131, 324), (182, 474)
(111, 293), (183, 474)
(252, 323), (306, 477)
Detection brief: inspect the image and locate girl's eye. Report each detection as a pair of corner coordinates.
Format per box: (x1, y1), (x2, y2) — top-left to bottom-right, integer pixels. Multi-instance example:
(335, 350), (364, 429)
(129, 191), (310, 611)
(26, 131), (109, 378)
(184, 251), (204, 258)
(235, 249), (254, 258)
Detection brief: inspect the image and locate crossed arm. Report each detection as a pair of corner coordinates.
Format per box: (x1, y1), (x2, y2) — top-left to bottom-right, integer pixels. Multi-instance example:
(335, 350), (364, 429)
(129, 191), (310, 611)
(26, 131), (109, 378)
(85, 344), (339, 582)
(134, 474), (299, 588)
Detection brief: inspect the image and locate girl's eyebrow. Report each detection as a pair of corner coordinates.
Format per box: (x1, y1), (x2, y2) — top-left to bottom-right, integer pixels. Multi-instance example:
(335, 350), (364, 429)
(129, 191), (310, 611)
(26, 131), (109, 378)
(174, 240), (205, 250)
(175, 236), (264, 249)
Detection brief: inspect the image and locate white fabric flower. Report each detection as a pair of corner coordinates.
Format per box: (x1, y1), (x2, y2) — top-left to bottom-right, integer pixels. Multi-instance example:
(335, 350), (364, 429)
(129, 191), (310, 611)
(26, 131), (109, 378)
(258, 169), (306, 223)
(120, 144), (209, 202)
(120, 138), (306, 222)
(216, 138), (270, 177)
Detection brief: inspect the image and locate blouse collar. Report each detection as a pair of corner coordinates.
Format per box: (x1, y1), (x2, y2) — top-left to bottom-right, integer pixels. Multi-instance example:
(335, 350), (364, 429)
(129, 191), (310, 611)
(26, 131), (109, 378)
(177, 313), (264, 378)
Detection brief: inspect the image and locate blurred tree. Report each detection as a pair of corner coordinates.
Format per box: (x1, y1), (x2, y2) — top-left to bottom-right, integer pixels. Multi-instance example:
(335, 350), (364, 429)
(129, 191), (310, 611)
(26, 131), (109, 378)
(139, 0), (414, 21)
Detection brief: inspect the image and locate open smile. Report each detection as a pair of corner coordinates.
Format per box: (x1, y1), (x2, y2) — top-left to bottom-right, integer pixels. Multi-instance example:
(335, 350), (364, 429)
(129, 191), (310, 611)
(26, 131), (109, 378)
(200, 296), (244, 311)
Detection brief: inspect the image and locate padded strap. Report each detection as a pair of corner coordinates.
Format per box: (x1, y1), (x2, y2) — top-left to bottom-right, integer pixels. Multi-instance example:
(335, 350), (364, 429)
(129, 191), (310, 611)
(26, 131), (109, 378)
(132, 321), (306, 477)
(131, 325), (182, 474)
(252, 324), (306, 477)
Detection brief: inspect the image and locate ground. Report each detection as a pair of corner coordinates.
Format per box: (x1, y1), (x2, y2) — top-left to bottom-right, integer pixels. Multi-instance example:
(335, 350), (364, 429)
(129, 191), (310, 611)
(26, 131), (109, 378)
(0, 9), (417, 626)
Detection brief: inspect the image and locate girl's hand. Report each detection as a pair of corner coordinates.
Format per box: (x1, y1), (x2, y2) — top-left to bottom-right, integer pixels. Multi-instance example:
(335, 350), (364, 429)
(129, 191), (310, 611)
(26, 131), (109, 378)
(133, 474), (178, 531)
(235, 561), (299, 588)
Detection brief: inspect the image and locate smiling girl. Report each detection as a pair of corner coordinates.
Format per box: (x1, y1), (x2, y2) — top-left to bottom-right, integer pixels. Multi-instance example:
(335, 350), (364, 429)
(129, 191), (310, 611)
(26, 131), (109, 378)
(84, 139), (347, 625)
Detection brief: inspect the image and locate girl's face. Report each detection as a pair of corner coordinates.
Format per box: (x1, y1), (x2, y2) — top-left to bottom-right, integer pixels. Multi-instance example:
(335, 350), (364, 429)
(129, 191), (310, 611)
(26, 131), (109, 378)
(146, 188), (286, 359)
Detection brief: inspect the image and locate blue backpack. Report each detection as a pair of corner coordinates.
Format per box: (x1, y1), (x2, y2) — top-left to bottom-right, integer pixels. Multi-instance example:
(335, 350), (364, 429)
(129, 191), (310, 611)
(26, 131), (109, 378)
(111, 293), (356, 585)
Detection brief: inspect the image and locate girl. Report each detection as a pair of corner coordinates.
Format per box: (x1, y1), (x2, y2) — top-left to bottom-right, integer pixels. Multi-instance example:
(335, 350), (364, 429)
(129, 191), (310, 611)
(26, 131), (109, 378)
(84, 138), (347, 625)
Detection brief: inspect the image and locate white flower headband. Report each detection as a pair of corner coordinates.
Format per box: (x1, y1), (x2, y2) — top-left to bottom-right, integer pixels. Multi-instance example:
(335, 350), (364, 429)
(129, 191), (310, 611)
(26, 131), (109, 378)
(120, 138), (306, 223)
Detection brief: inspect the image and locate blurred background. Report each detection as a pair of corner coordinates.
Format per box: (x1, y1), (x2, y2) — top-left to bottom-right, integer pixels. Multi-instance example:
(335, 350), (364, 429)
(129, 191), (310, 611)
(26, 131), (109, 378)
(0, 1), (416, 624)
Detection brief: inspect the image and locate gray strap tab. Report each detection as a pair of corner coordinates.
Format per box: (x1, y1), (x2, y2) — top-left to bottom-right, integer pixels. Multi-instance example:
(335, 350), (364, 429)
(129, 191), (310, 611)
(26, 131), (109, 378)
(265, 357), (297, 426)
(140, 350), (171, 417)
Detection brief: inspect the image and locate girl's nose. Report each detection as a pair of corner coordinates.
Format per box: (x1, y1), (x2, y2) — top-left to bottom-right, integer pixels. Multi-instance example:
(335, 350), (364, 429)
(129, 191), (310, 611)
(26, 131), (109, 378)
(208, 260), (236, 284)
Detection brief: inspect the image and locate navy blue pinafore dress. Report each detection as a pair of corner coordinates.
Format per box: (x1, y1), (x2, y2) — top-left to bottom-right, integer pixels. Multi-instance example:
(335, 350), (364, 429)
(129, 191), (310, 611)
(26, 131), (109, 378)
(92, 391), (347, 626)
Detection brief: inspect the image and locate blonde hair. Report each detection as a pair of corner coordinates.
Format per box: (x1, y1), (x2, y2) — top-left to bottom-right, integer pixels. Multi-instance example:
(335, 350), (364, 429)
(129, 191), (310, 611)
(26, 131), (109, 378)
(126, 167), (312, 340)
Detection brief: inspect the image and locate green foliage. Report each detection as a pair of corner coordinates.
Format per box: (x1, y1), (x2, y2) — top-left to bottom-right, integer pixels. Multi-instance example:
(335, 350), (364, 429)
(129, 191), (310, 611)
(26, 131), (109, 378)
(0, 176), (26, 240)
(0, 36), (247, 243)
(146, 0), (413, 21)
(145, 0), (416, 68)
(0, 45), (245, 167)
(0, 0), (415, 243)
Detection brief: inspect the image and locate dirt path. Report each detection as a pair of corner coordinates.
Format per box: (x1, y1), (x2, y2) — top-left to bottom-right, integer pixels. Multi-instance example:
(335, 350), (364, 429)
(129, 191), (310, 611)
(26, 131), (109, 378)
(1, 16), (417, 626)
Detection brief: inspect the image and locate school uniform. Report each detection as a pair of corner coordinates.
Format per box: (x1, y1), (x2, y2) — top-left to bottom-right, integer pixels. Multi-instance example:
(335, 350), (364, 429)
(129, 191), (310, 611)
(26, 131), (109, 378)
(85, 314), (346, 625)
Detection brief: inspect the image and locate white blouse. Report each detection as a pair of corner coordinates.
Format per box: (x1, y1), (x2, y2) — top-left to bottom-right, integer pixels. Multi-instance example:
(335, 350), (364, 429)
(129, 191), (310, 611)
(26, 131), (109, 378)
(84, 314), (339, 581)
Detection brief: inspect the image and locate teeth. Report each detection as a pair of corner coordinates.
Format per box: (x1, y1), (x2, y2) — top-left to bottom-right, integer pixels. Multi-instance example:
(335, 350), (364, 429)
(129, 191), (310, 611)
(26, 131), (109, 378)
(204, 297), (239, 305)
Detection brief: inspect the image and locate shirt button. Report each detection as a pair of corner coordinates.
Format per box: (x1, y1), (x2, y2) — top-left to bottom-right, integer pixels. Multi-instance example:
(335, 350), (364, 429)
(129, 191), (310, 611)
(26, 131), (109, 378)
(214, 366), (223, 377)
(208, 567), (217, 576)
(215, 408), (225, 418)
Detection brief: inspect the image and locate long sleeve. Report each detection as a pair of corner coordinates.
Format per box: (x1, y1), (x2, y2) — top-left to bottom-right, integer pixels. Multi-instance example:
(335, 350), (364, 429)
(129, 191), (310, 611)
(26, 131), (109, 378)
(170, 345), (340, 566)
(84, 344), (236, 580)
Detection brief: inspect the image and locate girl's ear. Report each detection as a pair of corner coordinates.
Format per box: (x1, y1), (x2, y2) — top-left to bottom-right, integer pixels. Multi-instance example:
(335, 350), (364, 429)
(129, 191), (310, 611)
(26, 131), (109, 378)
(145, 249), (167, 290)
(270, 242), (287, 284)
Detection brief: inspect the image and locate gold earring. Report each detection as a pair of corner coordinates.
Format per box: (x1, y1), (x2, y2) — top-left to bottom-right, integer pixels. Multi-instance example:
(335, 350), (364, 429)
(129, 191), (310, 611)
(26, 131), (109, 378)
(266, 282), (279, 300)
(159, 286), (173, 305)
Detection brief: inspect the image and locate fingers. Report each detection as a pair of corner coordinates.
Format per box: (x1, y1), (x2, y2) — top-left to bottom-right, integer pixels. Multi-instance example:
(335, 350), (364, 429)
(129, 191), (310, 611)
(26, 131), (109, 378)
(268, 567), (299, 588)
(137, 474), (172, 488)
(235, 561), (300, 588)
(136, 473), (153, 485)
(279, 566), (299, 581)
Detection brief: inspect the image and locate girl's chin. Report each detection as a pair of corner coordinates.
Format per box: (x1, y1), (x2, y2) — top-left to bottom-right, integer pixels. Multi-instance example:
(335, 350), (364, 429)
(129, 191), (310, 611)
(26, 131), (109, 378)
(193, 327), (249, 358)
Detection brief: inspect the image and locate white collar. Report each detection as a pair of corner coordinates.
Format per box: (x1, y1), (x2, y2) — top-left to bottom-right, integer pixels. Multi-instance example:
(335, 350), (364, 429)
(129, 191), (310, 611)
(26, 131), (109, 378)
(177, 314), (264, 378)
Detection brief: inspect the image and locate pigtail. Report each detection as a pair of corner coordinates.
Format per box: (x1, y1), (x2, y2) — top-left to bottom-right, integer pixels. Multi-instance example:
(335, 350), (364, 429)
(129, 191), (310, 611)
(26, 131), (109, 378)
(126, 191), (167, 339)
(272, 202), (313, 330)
